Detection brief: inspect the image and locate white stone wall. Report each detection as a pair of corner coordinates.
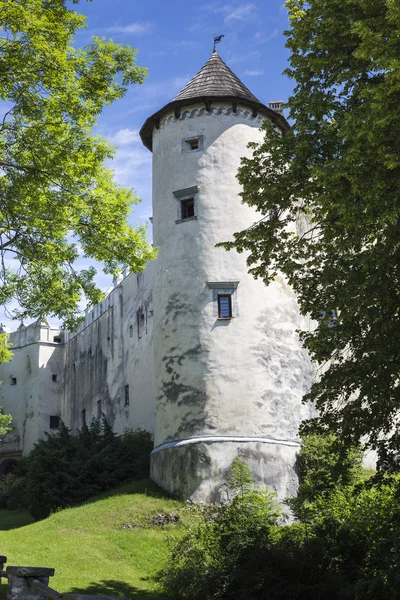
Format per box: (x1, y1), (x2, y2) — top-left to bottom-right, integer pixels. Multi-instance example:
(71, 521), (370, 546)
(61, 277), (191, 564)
(62, 263), (156, 435)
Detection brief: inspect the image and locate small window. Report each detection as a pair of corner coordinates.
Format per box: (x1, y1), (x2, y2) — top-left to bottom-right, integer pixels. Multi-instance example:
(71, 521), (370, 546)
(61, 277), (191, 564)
(81, 409), (86, 427)
(124, 384), (130, 407)
(52, 374), (57, 382)
(218, 295), (232, 319)
(182, 135), (204, 152)
(181, 198), (195, 220)
(137, 309), (145, 339)
(53, 336), (62, 343)
(10, 377), (17, 386)
(129, 324), (133, 338)
(49, 415), (60, 430)
(97, 400), (102, 419)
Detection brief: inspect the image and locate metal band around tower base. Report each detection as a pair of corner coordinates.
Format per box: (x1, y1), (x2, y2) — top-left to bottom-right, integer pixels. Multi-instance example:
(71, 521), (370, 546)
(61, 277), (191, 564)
(151, 435), (301, 454)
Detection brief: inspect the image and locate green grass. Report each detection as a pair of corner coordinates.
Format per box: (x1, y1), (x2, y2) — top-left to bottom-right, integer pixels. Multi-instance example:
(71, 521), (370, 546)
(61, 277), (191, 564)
(0, 479), (191, 599)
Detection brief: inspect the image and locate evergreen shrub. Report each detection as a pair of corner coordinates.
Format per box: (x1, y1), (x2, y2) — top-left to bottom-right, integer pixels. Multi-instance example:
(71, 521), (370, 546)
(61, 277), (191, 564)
(0, 421), (152, 519)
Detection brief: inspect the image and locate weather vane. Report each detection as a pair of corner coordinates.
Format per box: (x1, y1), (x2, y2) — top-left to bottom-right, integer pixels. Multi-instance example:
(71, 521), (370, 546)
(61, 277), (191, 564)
(213, 34), (225, 52)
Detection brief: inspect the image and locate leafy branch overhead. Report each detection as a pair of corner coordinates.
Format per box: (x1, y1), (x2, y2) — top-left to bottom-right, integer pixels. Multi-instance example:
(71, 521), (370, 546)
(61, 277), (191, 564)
(0, 0), (156, 328)
(222, 0), (400, 471)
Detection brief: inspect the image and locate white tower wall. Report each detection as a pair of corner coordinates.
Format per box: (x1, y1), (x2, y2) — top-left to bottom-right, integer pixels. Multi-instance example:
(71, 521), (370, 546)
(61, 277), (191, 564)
(150, 103), (315, 501)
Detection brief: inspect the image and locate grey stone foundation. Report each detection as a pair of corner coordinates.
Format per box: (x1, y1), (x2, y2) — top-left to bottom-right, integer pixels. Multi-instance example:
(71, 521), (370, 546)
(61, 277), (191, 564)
(150, 437), (300, 503)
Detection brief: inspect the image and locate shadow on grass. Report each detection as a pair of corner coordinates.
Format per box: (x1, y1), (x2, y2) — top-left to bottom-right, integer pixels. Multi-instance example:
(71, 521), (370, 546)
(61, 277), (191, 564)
(67, 579), (170, 599)
(0, 509), (35, 531)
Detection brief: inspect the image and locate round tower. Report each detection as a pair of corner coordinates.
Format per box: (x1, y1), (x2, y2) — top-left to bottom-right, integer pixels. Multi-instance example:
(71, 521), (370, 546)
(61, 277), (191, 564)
(140, 51), (314, 502)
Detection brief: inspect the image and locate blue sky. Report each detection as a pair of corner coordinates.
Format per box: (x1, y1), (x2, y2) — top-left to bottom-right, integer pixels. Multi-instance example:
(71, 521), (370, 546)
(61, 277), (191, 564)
(75, 0), (293, 228)
(3, 0), (295, 327)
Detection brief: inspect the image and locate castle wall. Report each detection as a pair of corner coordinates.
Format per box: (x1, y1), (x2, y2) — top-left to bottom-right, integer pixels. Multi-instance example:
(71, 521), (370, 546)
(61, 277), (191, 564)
(62, 263), (156, 436)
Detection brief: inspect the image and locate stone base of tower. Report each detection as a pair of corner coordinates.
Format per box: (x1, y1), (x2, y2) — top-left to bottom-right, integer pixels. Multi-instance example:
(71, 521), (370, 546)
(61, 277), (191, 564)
(150, 437), (301, 503)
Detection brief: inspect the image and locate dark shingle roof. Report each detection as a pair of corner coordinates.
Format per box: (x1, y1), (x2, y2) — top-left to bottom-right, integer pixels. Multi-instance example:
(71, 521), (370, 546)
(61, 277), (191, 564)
(139, 51), (289, 151)
(173, 50), (262, 105)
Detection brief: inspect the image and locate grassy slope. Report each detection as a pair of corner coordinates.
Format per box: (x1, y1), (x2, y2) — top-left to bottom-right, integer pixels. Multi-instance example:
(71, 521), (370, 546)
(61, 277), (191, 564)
(0, 479), (189, 600)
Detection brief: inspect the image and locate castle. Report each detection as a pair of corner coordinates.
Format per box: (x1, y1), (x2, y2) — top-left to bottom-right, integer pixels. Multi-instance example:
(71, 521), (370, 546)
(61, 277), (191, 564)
(0, 51), (315, 502)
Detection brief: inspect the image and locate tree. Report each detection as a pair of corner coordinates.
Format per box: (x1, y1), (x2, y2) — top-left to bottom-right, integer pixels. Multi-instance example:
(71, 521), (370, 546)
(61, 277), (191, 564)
(223, 0), (400, 471)
(0, 0), (156, 329)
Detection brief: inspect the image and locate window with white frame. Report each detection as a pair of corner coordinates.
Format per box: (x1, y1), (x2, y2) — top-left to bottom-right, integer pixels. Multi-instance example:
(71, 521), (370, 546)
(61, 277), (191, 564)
(207, 282), (239, 320)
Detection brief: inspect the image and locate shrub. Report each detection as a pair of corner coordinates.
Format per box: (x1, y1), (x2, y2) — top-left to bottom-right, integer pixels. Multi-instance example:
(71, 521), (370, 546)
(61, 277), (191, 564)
(160, 459), (281, 599)
(160, 441), (399, 600)
(0, 473), (25, 509)
(4, 421), (153, 519)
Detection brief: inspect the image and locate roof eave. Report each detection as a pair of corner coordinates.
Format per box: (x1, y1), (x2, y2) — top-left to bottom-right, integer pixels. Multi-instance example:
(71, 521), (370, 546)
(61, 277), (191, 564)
(139, 96), (289, 152)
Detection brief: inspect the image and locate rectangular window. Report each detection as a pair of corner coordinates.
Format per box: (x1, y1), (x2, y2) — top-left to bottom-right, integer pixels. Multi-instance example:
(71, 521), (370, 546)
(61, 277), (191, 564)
(137, 309), (145, 338)
(124, 384), (130, 406)
(181, 198), (195, 220)
(10, 377), (17, 386)
(53, 336), (62, 343)
(97, 399), (102, 419)
(49, 415), (60, 430)
(81, 409), (86, 427)
(218, 294), (232, 319)
(52, 374), (57, 382)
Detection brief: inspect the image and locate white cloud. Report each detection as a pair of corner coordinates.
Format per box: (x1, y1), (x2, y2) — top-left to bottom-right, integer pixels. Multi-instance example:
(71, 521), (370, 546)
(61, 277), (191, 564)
(224, 3), (256, 23)
(244, 69), (264, 76)
(203, 3), (257, 25)
(104, 22), (153, 34)
(255, 29), (279, 43)
(110, 128), (140, 146)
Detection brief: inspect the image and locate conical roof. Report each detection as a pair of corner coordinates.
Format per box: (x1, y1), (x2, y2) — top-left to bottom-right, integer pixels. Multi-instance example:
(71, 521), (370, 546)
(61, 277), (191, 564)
(173, 50), (262, 105)
(139, 50), (288, 151)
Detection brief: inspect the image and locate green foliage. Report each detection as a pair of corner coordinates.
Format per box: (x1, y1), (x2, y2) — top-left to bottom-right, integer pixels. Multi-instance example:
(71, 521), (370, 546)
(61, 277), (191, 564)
(0, 334), (13, 436)
(3, 421), (153, 519)
(221, 0), (400, 471)
(0, 473), (25, 509)
(289, 432), (364, 520)
(160, 459), (280, 599)
(227, 456), (254, 496)
(0, 0), (156, 328)
(161, 444), (400, 600)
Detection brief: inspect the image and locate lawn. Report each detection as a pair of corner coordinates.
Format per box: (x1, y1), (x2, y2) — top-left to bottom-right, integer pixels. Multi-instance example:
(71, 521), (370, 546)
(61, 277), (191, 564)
(0, 479), (190, 600)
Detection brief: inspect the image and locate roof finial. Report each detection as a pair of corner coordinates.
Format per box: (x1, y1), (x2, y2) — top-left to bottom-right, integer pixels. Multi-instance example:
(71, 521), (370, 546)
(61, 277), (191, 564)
(213, 34), (224, 52)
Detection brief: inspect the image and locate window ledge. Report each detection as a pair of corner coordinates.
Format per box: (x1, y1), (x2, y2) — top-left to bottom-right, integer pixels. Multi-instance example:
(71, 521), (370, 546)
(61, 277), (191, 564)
(217, 317), (233, 321)
(175, 216), (198, 224)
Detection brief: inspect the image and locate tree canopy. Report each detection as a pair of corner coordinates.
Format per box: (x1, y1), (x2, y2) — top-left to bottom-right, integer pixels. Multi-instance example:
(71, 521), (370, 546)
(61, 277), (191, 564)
(0, 0), (156, 329)
(224, 0), (400, 471)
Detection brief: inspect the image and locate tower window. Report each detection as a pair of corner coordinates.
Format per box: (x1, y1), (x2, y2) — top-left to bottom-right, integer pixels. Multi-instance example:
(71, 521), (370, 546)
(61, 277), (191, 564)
(97, 400), (102, 419)
(53, 336), (62, 343)
(218, 294), (232, 319)
(173, 185), (199, 223)
(49, 415), (60, 430)
(181, 198), (195, 220)
(124, 384), (130, 406)
(10, 377), (17, 386)
(182, 135), (204, 153)
(52, 374), (58, 382)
